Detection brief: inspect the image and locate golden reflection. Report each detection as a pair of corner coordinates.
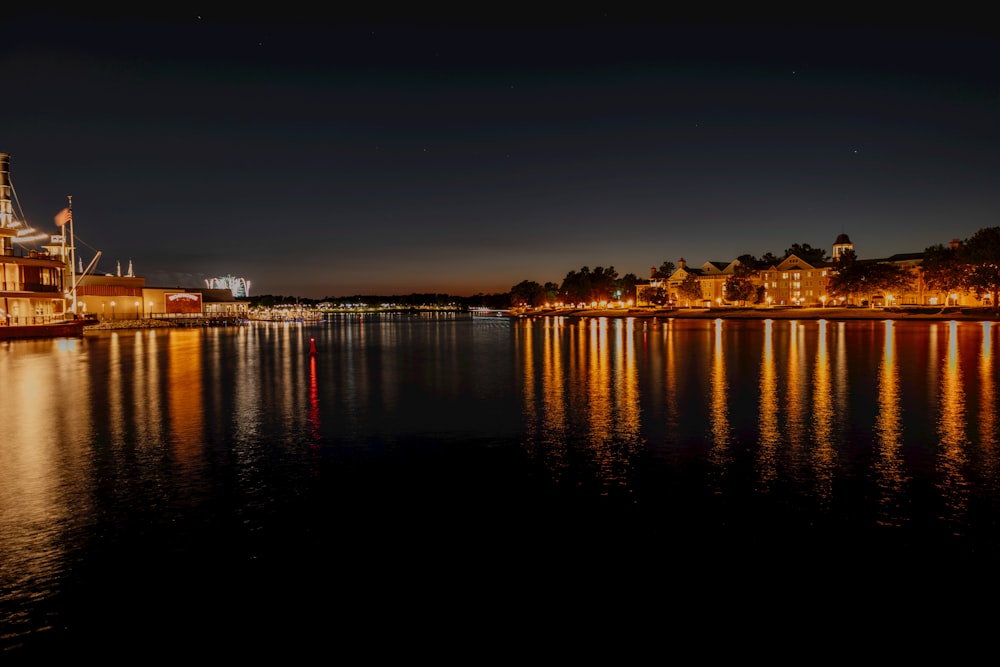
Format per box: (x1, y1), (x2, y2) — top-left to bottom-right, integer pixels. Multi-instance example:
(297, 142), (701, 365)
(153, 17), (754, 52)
(785, 321), (807, 454)
(132, 331), (164, 448)
(168, 330), (205, 467)
(520, 316), (537, 448)
(521, 317), (570, 475)
(978, 322), (997, 449)
(108, 332), (124, 446)
(833, 322), (848, 432)
(664, 320), (680, 437)
(810, 320), (835, 504)
(541, 317), (567, 471)
(616, 318), (641, 448)
(708, 319), (732, 485)
(756, 319), (779, 490)
(520, 316), (643, 490)
(937, 320), (970, 529)
(0, 340), (92, 613)
(874, 320), (908, 526)
(976, 322), (1000, 495)
(587, 318), (616, 486)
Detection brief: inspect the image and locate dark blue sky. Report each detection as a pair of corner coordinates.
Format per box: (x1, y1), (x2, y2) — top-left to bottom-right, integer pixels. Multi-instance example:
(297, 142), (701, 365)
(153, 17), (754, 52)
(3, 11), (998, 298)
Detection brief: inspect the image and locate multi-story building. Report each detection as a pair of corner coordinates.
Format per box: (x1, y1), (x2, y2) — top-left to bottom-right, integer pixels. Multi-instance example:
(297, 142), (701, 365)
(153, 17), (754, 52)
(758, 255), (831, 307)
(643, 233), (984, 309)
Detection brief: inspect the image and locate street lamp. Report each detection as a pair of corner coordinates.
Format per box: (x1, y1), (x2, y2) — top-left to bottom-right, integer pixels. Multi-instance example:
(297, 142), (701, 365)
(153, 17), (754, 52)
(110, 300), (116, 320)
(821, 295), (827, 308)
(135, 301), (140, 318)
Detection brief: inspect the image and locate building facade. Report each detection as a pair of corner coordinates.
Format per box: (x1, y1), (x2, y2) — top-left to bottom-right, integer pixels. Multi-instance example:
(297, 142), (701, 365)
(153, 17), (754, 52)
(641, 233), (986, 309)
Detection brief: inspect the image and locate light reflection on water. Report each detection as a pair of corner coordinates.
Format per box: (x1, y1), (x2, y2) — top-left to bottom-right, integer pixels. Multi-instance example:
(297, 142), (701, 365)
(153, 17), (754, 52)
(875, 320), (907, 527)
(2, 314), (1000, 652)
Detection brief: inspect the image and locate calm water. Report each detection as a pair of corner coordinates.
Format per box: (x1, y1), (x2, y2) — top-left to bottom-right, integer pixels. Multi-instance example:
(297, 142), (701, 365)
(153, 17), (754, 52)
(3, 313), (999, 653)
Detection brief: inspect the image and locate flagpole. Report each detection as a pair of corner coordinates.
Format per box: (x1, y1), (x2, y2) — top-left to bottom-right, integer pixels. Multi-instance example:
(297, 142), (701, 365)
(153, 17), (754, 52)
(67, 195), (77, 314)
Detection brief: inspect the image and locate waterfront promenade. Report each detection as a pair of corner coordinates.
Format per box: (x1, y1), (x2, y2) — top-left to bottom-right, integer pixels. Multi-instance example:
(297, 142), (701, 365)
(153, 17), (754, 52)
(83, 316), (244, 331)
(548, 305), (1000, 322)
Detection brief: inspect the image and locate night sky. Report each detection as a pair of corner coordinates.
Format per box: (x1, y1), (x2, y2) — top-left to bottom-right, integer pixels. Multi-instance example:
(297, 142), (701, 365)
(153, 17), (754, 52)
(2, 11), (997, 298)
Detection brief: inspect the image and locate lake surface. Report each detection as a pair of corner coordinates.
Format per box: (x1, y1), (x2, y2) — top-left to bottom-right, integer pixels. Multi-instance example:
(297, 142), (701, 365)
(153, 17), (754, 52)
(3, 313), (999, 654)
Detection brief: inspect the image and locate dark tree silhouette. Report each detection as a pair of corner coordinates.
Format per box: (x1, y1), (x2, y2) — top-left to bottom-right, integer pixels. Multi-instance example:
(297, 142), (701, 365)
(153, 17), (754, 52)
(958, 226), (1000, 311)
(921, 243), (966, 307)
(651, 261), (676, 279)
(783, 243), (828, 264)
(677, 273), (702, 306)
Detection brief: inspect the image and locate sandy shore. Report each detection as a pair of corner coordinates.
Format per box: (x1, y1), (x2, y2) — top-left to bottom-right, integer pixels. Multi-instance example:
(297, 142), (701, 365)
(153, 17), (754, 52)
(536, 306), (1000, 322)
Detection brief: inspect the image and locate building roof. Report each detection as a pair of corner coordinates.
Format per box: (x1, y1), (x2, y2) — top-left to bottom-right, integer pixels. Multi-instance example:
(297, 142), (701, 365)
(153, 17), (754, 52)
(189, 288), (239, 303)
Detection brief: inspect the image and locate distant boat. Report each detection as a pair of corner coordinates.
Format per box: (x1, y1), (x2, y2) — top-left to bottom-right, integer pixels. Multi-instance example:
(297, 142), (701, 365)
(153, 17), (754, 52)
(0, 151), (87, 339)
(469, 307), (512, 317)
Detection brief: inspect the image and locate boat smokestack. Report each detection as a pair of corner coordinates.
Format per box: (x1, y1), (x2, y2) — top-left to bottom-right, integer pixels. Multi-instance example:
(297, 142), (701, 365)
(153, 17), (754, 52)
(0, 152), (11, 230)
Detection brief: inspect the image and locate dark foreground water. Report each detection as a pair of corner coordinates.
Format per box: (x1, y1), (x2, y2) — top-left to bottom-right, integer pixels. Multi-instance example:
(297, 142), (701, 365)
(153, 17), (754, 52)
(3, 313), (999, 655)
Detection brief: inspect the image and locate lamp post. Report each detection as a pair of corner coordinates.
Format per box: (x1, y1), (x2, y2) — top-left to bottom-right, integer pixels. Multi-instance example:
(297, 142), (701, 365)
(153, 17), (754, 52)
(821, 295), (827, 308)
(135, 301), (140, 318)
(110, 300), (116, 320)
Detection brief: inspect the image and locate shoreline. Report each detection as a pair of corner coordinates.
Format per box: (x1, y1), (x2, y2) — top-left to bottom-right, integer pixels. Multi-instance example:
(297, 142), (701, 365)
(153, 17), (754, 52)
(528, 306), (1000, 322)
(78, 306), (1000, 332)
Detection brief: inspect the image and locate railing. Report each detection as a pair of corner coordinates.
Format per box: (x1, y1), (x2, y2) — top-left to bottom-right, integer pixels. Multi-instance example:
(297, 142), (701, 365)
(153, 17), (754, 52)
(0, 283), (62, 293)
(22, 282), (61, 292)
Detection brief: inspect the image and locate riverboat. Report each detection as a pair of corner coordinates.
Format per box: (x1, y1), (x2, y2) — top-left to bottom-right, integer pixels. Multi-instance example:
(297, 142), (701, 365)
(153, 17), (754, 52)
(0, 318), (85, 339)
(0, 151), (86, 339)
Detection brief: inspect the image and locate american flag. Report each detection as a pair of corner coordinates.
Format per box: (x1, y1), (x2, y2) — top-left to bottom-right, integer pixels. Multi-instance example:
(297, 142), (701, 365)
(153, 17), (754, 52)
(54, 208), (72, 227)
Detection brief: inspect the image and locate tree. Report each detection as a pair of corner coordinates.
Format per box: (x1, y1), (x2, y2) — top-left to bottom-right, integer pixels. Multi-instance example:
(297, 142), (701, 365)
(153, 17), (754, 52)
(615, 272), (640, 302)
(784, 243), (828, 265)
(832, 255), (913, 307)
(588, 266), (619, 302)
(559, 266), (618, 304)
(509, 280), (546, 308)
(677, 273), (702, 306)
(723, 262), (758, 305)
(652, 261), (676, 279)
(921, 243), (966, 306)
(559, 268), (590, 304)
(543, 282), (560, 304)
(760, 252), (781, 267)
(645, 286), (670, 305)
(864, 262), (915, 306)
(828, 249), (864, 304)
(958, 226), (1000, 311)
